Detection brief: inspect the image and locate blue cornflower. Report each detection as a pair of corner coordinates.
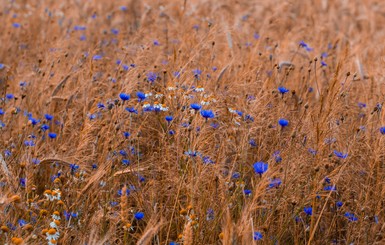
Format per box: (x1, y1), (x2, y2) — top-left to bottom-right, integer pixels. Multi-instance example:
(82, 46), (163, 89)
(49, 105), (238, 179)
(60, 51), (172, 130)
(244, 189), (252, 196)
(206, 208), (215, 221)
(273, 151), (282, 163)
(202, 156), (215, 164)
(70, 164), (79, 173)
(147, 72), (157, 83)
(0, 121), (5, 128)
(79, 35), (86, 41)
(380, 127), (385, 135)
(48, 132), (57, 139)
(122, 65), (129, 71)
(18, 219), (27, 227)
(0, 109), (4, 115)
(0, 63), (4, 70)
(253, 161), (268, 175)
(357, 102), (366, 108)
(232, 172), (241, 179)
(13, 23), (21, 28)
(344, 212), (358, 222)
(120, 6), (128, 11)
(19, 81), (27, 87)
(324, 177), (331, 184)
(169, 130), (175, 135)
(123, 132), (130, 138)
(190, 103), (202, 111)
(92, 164), (98, 169)
(153, 40), (160, 46)
(97, 102), (105, 109)
(321, 61), (327, 67)
(269, 178), (282, 188)
(136, 91), (146, 101)
(249, 139), (257, 147)
(333, 150), (348, 159)
(74, 25), (86, 31)
(92, 55), (102, 60)
(173, 71), (181, 78)
(19, 178), (26, 188)
(24, 140), (35, 147)
(308, 148), (317, 155)
(253, 231), (263, 241)
(304, 206), (312, 216)
(299, 41), (313, 51)
(111, 28), (119, 35)
(122, 159), (130, 166)
(119, 150), (128, 156)
(200, 110), (215, 120)
(119, 93), (130, 101)
(134, 212), (144, 220)
(165, 116), (173, 122)
(6, 94), (14, 100)
(32, 158), (40, 164)
(278, 118), (289, 127)
(192, 69), (202, 78)
(336, 201), (343, 208)
(44, 114), (53, 121)
(126, 107), (138, 114)
(278, 86), (289, 94)
(324, 185), (336, 191)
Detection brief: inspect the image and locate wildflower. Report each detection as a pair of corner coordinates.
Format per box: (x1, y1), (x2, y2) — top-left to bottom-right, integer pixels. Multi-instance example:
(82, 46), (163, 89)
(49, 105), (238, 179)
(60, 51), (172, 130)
(249, 139), (257, 147)
(304, 206), (312, 216)
(206, 208), (215, 221)
(18, 219), (27, 227)
(324, 185), (336, 191)
(380, 127), (385, 135)
(24, 140), (35, 147)
(232, 172), (241, 179)
(12, 23), (21, 28)
(19, 178), (26, 188)
(169, 130), (175, 135)
(6, 94), (14, 100)
(52, 211), (61, 220)
(194, 86), (204, 92)
(155, 93), (163, 99)
(122, 159), (130, 166)
(278, 86), (289, 94)
(253, 161), (268, 175)
(147, 72), (157, 83)
(46, 228), (60, 240)
(49, 220), (60, 229)
(192, 69), (202, 79)
(244, 189), (252, 196)
(134, 212), (144, 220)
(126, 107), (138, 114)
(0, 63), (4, 70)
(278, 118), (289, 127)
(153, 40), (160, 46)
(120, 6), (128, 11)
(73, 25), (86, 31)
(344, 212), (358, 222)
(308, 148), (317, 155)
(190, 103), (202, 111)
(269, 178), (282, 188)
(11, 237), (23, 245)
(111, 28), (119, 35)
(200, 110), (215, 120)
(92, 55), (102, 60)
(184, 150), (199, 157)
(299, 41), (313, 51)
(165, 116), (173, 122)
(202, 156), (215, 164)
(0, 109), (4, 115)
(333, 150), (348, 159)
(253, 231), (263, 241)
(48, 132), (57, 139)
(336, 201), (343, 208)
(254, 33), (260, 39)
(321, 61), (327, 67)
(119, 93), (130, 101)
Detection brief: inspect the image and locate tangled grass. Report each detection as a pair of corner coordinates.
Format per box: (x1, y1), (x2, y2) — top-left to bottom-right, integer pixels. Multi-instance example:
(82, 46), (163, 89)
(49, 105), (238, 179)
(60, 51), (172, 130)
(0, 0), (385, 244)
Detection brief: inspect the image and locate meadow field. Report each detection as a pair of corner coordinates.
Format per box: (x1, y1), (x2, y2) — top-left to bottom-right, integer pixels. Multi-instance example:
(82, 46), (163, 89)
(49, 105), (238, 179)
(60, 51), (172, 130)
(1, 0), (385, 244)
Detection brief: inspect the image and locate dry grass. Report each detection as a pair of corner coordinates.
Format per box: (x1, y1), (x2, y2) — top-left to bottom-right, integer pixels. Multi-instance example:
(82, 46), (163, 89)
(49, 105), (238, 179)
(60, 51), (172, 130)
(0, 0), (385, 244)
